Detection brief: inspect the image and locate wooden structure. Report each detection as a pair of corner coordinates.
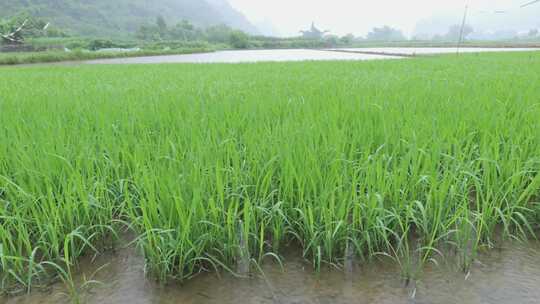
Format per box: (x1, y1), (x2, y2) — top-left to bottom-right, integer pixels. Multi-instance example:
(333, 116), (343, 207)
(1, 19), (28, 45)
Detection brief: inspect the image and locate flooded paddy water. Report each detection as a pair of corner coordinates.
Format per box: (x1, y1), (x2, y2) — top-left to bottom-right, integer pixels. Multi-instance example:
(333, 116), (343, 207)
(83, 49), (401, 65)
(82, 47), (540, 65)
(4, 241), (540, 304)
(6, 47), (538, 67)
(326, 47), (540, 57)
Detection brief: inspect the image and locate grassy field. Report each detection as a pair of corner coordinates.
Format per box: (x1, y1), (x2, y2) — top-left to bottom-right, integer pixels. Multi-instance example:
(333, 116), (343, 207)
(1, 52), (540, 295)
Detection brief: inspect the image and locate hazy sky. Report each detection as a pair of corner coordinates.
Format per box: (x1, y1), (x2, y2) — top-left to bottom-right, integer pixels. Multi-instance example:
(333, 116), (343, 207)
(228, 0), (533, 36)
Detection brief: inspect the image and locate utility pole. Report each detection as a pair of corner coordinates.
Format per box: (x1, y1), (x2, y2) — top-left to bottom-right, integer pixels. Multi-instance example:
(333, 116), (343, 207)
(456, 5), (469, 55)
(521, 0), (540, 8)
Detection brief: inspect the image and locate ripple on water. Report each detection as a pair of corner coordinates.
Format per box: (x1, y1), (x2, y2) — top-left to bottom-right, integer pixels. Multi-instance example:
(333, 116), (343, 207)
(4, 241), (540, 304)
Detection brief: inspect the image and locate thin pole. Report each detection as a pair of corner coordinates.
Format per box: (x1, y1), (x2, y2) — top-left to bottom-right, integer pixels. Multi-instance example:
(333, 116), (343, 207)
(456, 5), (469, 55)
(521, 0), (540, 8)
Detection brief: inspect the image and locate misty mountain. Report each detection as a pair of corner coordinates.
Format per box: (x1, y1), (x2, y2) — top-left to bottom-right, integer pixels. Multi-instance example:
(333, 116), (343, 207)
(254, 19), (281, 37)
(413, 4), (540, 39)
(204, 0), (258, 34)
(0, 0), (258, 37)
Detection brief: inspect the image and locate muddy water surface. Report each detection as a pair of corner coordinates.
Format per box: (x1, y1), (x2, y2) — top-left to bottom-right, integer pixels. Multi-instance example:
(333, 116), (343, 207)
(4, 242), (540, 304)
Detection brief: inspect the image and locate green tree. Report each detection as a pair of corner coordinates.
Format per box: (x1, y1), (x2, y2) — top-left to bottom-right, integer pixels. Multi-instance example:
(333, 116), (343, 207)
(229, 30), (249, 48)
(136, 24), (160, 41)
(445, 24), (474, 41)
(206, 24), (233, 43)
(0, 17), (8, 35)
(366, 26), (406, 41)
(156, 15), (167, 38)
(340, 33), (355, 44)
(324, 34), (339, 46)
(169, 20), (199, 41)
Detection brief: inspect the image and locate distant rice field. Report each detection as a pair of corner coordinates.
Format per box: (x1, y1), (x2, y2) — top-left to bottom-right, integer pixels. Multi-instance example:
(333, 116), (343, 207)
(1, 52), (539, 295)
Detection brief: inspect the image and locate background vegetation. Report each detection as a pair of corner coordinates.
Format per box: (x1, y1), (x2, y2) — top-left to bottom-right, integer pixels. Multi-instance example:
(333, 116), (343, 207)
(1, 1), (539, 65)
(0, 0), (257, 37)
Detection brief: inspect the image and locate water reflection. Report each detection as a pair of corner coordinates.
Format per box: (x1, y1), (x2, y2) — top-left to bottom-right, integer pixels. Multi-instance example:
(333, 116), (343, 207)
(328, 47), (540, 55)
(84, 49), (401, 64)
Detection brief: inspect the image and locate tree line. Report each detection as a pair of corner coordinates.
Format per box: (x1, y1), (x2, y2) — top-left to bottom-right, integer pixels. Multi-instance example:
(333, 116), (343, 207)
(136, 16), (250, 48)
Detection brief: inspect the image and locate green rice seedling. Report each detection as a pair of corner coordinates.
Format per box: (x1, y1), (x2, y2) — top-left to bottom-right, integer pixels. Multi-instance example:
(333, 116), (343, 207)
(1, 51), (539, 295)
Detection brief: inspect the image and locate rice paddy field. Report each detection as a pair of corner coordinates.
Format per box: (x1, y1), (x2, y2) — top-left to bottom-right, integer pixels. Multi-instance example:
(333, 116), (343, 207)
(1, 52), (540, 299)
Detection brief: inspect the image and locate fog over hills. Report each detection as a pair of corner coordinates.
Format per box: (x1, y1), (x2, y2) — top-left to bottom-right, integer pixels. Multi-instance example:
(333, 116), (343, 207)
(0, 0), (259, 37)
(1, 0), (538, 40)
(413, 4), (540, 39)
(227, 0), (539, 39)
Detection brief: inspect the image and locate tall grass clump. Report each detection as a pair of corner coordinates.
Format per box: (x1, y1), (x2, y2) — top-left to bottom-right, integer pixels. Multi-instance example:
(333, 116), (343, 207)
(1, 52), (539, 293)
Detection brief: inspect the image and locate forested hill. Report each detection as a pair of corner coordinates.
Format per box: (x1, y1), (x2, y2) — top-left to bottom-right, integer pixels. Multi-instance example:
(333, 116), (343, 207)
(0, 0), (258, 37)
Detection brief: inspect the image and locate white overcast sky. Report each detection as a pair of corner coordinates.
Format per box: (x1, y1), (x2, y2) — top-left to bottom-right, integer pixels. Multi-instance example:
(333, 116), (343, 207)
(228, 0), (532, 36)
